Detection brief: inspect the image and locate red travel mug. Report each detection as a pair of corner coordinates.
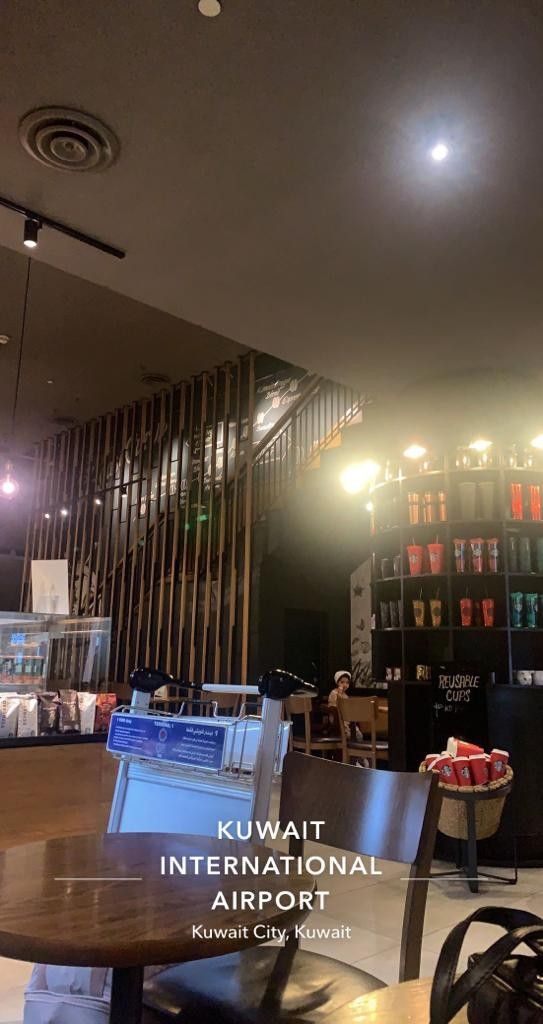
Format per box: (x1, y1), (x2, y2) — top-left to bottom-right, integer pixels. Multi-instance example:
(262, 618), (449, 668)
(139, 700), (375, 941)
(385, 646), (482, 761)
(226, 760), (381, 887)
(482, 597), (494, 627)
(469, 753), (489, 785)
(427, 542), (445, 574)
(489, 748), (509, 781)
(460, 597), (473, 626)
(529, 484), (542, 521)
(453, 756), (472, 786)
(510, 482), (523, 520)
(407, 544), (424, 576)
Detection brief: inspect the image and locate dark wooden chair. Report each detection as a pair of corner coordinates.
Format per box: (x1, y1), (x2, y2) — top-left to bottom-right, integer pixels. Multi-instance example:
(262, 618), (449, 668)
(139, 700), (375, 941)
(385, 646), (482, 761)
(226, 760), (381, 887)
(337, 695), (389, 769)
(143, 752), (441, 1024)
(285, 693), (343, 757)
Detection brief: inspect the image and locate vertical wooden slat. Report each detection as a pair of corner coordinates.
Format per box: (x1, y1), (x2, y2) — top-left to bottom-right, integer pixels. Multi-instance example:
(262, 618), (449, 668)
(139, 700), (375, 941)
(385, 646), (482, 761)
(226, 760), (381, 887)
(213, 366), (231, 682)
(240, 353), (255, 683)
(155, 388), (176, 671)
(188, 372), (208, 681)
(145, 392), (168, 665)
(165, 384), (187, 676)
(177, 379), (196, 680)
(226, 359), (242, 683)
(200, 368), (219, 683)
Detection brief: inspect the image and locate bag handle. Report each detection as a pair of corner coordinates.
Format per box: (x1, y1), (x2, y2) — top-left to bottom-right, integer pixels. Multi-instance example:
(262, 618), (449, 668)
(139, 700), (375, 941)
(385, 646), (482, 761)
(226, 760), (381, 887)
(430, 906), (543, 1024)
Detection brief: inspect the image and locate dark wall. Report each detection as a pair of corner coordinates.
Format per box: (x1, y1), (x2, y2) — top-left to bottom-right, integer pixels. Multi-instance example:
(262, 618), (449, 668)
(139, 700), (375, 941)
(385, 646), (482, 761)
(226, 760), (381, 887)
(251, 455), (368, 694)
(0, 553), (24, 610)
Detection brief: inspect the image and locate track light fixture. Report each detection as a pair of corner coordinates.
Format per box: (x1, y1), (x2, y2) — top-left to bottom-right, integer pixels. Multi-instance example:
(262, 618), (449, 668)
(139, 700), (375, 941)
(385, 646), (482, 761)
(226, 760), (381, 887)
(23, 217), (40, 249)
(0, 193), (124, 259)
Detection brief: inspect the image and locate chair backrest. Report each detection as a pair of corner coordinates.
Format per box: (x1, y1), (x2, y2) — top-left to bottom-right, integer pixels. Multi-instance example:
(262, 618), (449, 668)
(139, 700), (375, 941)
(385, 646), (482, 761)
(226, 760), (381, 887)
(279, 751), (441, 982)
(285, 694), (313, 752)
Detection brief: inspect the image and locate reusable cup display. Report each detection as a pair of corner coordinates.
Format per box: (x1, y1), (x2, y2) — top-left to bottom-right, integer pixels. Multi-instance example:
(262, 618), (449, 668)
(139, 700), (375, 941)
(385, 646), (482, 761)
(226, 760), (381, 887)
(536, 538), (543, 574)
(482, 597), (495, 627)
(473, 600), (483, 628)
(423, 493), (437, 524)
(393, 554), (402, 577)
(412, 599), (425, 627)
(453, 756), (472, 787)
(477, 480), (495, 519)
(519, 536), (532, 573)
(380, 601), (391, 628)
(447, 737), (484, 757)
(380, 557), (393, 579)
(469, 753), (489, 785)
(428, 542), (445, 574)
(407, 544), (424, 576)
(508, 535), (519, 572)
(469, 538), (485, 574)
(510, 482), (523, 520)
(486, 538), (499, 573)
(460, 597), (473, 626)
(389, 600), (400, 628)
(431, 754), (455, 783)
(459, 481), (477, 520)
(529, 484), (542, 521)
(489, 748), (509, 781)
(430, 598), (442, 627)
(438, 491), (447, 522)
(525, 593), (538, 628)
(510, 591), (524, 627)
(408, 493), (420, 525)
(454, 538), (467, 573)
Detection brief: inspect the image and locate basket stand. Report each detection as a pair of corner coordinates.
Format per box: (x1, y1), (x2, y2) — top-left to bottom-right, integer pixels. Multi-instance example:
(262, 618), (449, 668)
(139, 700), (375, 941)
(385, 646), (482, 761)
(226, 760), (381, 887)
(432, 783), (518, 893)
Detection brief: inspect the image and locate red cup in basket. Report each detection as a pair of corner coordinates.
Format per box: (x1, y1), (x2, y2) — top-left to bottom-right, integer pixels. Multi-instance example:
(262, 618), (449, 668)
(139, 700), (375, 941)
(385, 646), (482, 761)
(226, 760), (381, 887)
(427, 542), (445, 574)
(424, 754), (441, 770)
(407, 544), (424, 576)
(453, 756), (472, 787)
(469, 753), (489, 785)
(430, 753), (456, 783)
(489, 748), (509, 781)
(447, 737), (484, 757)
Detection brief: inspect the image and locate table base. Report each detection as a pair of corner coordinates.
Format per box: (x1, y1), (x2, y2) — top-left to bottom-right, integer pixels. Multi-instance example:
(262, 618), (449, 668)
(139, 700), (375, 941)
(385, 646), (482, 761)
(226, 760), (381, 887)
(111, 966), (144, 1024)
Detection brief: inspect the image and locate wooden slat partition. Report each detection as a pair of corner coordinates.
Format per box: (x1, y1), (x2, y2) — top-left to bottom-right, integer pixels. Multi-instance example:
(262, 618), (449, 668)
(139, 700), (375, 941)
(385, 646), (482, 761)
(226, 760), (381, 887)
(22, 353), (364, 685)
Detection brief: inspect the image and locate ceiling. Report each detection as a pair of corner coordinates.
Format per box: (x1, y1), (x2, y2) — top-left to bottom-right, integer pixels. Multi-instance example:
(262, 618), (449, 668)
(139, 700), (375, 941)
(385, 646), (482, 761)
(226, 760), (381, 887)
(0, 245), (245, 454)
(1, 0), (543, 404)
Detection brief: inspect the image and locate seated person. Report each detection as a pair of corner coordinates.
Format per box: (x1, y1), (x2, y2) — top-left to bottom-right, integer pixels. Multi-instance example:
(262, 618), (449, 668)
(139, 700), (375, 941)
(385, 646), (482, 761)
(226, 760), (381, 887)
(328, 670), (351, 707)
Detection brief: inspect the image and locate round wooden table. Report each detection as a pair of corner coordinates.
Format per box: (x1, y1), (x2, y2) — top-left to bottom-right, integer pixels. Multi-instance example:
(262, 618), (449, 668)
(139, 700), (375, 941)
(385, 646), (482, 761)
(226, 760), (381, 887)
(352, 977), (468, 1023)
(0, 832), (314, 1024)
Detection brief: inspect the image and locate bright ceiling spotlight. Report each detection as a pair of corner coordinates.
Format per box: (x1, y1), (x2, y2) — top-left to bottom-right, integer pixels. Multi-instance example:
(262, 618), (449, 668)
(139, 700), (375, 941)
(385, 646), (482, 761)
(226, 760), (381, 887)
(530, 434), (543, 450)
(197, 0), (222, 15)
(0, 462), (19, 499)
(430, 141), (450, 163)
(23, 217), (40, 249)
(340, 459), (380, 495)
(403, 443), (427, 460)
(44, 512), (50, 519)
(60, 507), (69, 517)
(365, 501), (374, 513)
(94, 497), (102, 506)
(468, 438), (492, 453)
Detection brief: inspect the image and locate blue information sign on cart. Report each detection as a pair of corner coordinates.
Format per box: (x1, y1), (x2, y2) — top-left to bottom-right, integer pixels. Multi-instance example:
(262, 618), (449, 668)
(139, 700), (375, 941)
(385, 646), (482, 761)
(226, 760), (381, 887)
(107, 711), (227, 771)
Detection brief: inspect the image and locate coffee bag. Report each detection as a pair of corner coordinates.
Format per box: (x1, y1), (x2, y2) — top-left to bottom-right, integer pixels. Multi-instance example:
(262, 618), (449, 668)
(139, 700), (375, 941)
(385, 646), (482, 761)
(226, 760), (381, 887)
(17, 696), (38, 737)
(0, 696), (20, 738)
(59, 690), (81, 734)
(94, 693), (116, 732)
(38, 692), (60, 735)
(77, 692), (97, 734)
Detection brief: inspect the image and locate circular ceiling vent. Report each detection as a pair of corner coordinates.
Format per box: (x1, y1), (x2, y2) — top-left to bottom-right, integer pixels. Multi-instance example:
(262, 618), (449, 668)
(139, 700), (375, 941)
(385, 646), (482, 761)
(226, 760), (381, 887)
(19, 107), (119, 173)
(141, 372), (172, 388)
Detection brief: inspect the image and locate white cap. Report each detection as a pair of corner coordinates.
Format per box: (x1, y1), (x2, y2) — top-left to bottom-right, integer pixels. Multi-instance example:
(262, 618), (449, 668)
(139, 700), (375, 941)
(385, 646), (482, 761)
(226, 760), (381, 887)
(334, 670), (351, 686)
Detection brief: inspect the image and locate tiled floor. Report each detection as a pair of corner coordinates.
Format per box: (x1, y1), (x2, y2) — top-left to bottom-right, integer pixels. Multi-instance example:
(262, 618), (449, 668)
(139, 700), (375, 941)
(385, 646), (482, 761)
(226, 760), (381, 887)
(0, 853), (538, 1022)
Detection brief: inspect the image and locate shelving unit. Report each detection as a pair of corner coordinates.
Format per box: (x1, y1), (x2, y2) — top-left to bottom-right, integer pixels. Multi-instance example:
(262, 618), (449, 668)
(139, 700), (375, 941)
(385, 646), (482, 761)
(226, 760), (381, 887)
(370, 452), (543, 863)
(370, 458), (543, 686)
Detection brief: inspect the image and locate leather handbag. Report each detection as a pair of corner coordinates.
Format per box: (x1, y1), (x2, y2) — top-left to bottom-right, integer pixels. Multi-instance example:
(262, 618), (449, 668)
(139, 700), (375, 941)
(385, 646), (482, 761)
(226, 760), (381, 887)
(430, 906), (543, 1023)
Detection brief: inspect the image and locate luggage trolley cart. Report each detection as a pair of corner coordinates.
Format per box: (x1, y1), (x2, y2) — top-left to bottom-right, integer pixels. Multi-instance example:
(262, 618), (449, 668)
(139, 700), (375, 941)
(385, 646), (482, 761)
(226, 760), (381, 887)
(106, 669), (307, 836)
(23, 668), (316, 1024)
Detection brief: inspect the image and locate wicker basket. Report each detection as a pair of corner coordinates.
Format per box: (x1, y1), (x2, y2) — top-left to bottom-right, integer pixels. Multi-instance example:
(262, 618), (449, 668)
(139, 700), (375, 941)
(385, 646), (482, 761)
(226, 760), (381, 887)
(419, 763), (513, 841)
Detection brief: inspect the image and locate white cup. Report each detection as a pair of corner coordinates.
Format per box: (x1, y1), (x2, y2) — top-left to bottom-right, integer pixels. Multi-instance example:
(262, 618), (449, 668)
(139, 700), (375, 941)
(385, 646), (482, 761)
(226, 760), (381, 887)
(515, 670), (533, 686)
(533, 671), (543, 687)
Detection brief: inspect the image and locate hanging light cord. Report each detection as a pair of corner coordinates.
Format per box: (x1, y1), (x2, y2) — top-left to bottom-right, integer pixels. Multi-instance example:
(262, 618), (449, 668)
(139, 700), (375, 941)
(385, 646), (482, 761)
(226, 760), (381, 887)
(10, 256), (31, 439)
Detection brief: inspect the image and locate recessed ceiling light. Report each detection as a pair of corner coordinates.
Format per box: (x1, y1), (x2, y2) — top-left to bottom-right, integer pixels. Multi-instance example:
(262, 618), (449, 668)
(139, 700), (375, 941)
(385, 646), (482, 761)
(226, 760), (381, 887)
(60, 507), (69, 517)
(468, 438), (492, 453)
(44, 512), (50, 520)
(198, 0), (222, 15)
(0, 334), (10, 346)
(430, 142), (450, 163)
(403, 443), (427, 459)
(340, 460), (380, 495)
(47, 378), (54, 385)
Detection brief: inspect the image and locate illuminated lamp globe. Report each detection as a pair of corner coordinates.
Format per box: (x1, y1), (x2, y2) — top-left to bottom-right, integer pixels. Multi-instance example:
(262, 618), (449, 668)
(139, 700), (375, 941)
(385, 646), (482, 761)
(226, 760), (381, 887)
(340, 460), (380, 495)
(468, 439), (492, 453)
(531, 434), (543, 450)
(403, 443), (427, 460)
(0, 463), (19, 500)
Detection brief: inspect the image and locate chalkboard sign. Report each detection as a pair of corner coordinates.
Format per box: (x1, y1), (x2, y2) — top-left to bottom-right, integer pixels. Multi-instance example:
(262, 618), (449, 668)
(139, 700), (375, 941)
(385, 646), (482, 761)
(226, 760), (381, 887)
(431, 663), (488, 751)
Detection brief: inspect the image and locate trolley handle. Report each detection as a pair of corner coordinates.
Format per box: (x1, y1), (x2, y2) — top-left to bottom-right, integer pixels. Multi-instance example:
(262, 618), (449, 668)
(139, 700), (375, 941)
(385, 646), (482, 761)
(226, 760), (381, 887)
(258, 668), (317, 700)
